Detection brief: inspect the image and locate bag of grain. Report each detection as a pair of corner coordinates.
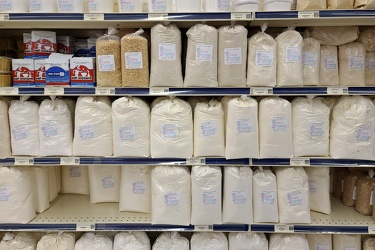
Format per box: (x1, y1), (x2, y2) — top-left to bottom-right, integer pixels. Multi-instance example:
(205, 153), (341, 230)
(73, 96), (113, 157)
(0, 99), (11, 158)
(355, 0), (375, 7)
(364, 237), (375, 250)
(114, 232), (150, 250)
(303, 37), (320, 86)
(188, 96), (210, 112)
(228, 232), (268, 250)
(297, 0), (326, 9)
(96, 27), (122, 87)
(218, 25), (248, 87)
(309, 26), (359, 46)
(333, 234), (361, 250)
(121, 29), (149, 87)
(305, 167), (331, 214)
(330, 96), (375, 160)
(247, 24), (277, 87)
(355, 170), (375, 215)
(39, 98), (73, 156)
(194, 100), (225, 157)
(151, 166), (191, 225)
(365, 51), (375, 86)
(319, 45), (339, 86)
(9, 97), (40, 156)
(269, 234), (309, 250)
(191, 232), (228, 250)
(259, 97), (293, 158)
(75, 233), (112, 250)
(342, 171), (367, 207)
(184, 24), (218, 87)
(120, 165), (151, 213)
(306, 234), (332, 250)
(88, 165), (121, 203)
(292, 97), (330, 157)
(152, 232), (189, 250)
(62, 165), (90, 195)
(36, 232), (75, 250)
(339, 42), (365, 86)
(253, 167), (279, 223)
(328, 0), (354, 8)
(150, 24), (183, 87)
(225, 96), (259, 159)
(112, 97), (150, 157)
(150, 97), (193, 158)
(333, 168), (349, 199)
(0, 233), (37, 250)
(32, 166), (50, 213)
(276, 29), (303, 86)
(357, 29), (375, 51)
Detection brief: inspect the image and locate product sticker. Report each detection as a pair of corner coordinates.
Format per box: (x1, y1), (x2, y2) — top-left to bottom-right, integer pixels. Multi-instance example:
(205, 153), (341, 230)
(309, 180), (317, 194)
(349, 55), (364, 70)
(98, 55), (115, 72)
(200, 120), (217, 137)
(58, 0), (74, 12)
(310, 122), (325, 138)
(87, 0), (98, 11)
(203, 191), (218, 205)
(78, 125), (95, 141)
(366, 57), (375, 70)
(315, 244), (330, 250)
(224, 47), (242, 65)
(255, 50), (274, 67)
(323, 56), (338, 70)
(101, 176), (115, 189)
(41, 121), (59, 138)
(217, 0), (230, 10)
(287, 191), (304, 207)
(132, 181), (146, 194)
(261, 191), (276, 205)
(356, 125), (374, 142)
(159, 43), (176, 61)
(237, 118), (253, 134)
(353, 186), (357, 200)
(371, 191), (374, 205)
(12, 126), (27, 141)
(0, 187), (10, 202)
(29, 0), (43, 12)
(286, 46), (302, 63)
(125, 52), (143, 69)
(343, 247), (357, 250)
(120, 0), (136, 12)
(232, 190), (247, 204)
(150, 0), (167, 12)
(272, 116), (288, 132)
(164, 192), (180, 206)
(162, 123), (179, 139)
(119, 126), (136, 142)
(196, 45), (213, 62)
(69, 166), (82, 178)
(303, 52), (318, 67)
(0, 0), (13, 11)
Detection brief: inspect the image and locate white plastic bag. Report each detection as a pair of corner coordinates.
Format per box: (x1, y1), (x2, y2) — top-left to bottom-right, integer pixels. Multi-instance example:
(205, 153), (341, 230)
(319, 45), (339, 86)
(36, 232), (75, 250)
(73, 96), (113, 156)
(114, 232), (150, 250)
(152, 232), (189, 250)
(112, 97), (150, 157)
(365, 51), (375, 86)
(0, 232), (37, 250)
(228, 232), (268, 250)
(184, 24), (218, 87)
(88, 165), (121, 203)
(191, 232), (228, 250)
(339, 42), (366, 86)
(303, 37), (320, 86)
(74, 233), (112, 250)
(332, 234), (361, 250)
(305, 167), (331, 214)
(269, 234), (309, 250)
(32, 166), (50, 213)
(309, 26), (359, 46)
(0, 99), (11, 158)
(120, 165), (151, 213)
(218, 25), (248, 87)
(306, 234), (332, 250)
(62, 165), (90, 195)
(150, 24), (183, 87)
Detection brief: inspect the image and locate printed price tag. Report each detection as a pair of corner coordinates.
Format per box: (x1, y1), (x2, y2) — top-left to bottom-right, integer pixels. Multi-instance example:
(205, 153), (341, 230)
(84, 14), (104, 21)
(252, 87), (273, 95)
(149, 88), (169, 95)
(0, 14), (9, 21)
(44, 87), (64, 95)
(60, 157), (80, 165)
(14, 157), (34, 166)
(231, 12), (253, 20)
(0, 87), (18, 95)
(148, 13), (168, 20)
(186, 157), (206, 165)
(275, 225), (295, 233)
(298, 11), (319, 18)
(194, 225), (214, 231)
(368, 226), (375, 234)
(327, 87), (349, 95)
(95, 87), (116, 95)
(76, 223), (95, 231)
(290, 158), (311, 166)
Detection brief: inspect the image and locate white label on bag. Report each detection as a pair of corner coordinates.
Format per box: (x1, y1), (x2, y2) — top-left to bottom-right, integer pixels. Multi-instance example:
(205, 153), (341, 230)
(29, 0), (43, 11)
(12, 126), (27, 141)
(203, 191), (218, 205)
(162, 123), (179, 139)
(150, 0), (167, 12)
(98, 55), (115, 72)
(218, 0), (230, 10)
(286, 46), (302, 63)
(69, 166), (82, 177)
(287, 191), (304, 206)
(78, 125), (95, 140)
(309, 180), (317, 194)
(366, 57), (375, 70)
(164, 192), (180, 206)
(58, 0), (74, 12)
(310, 122), (325, 137)
(196, 45), (213, 62)
(303, 52), (318, 67)
(125, 52), (143, 69)
(132, 181), (146, 194)
(224, 47), (242, 65)
(237, 118), (253, 133)
(200, 120), (217, 137)
(261, 191), (276, 205)
(120, 0), (136, 12)
(119, 126), (136, 142)
(272, 116), (288, 132)
(315, 244), (329, 250)
(353, 186), (357, 200)
(356, 125), (373, 142)
(349, 55), (364, 70)
(232, 190), (247, 204)
(256, 50), (274, 66)
(0, 0), (13, 11)
(159, 43), (176, 61)
(0, 187), (10, 201)
(41, 121), (59, 138)
(323, 56), (338, 70)
(101, 176), (115, 189)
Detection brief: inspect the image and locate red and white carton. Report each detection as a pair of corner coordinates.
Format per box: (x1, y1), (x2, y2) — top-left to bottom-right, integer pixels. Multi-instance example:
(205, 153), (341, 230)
(34, 59), (46, 86)
(23, 33), (32, 58)
(12, 59), (35, 86)
(57, 36), (74, 54)
(70, 57), (96, 87)
(31, 31), (57, 58)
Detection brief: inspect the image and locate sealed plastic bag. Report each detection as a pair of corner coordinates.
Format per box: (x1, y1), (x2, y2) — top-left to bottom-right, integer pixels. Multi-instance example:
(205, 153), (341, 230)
(114, 232), (150, 250)
(328, 0), (354, 8)
(297, 0), (326, 9)
(150, 24), (183, 87)
(62, 165), (90, 195)
(152, 232), (189, 250)
(96, 27), (122, 87)
(319, 45), (339, 86)
(305, 167), (331, 214)
(357, 29), (375, 51)
(191, 232), (228, 250)
(32, 166), (50, 213)
(303, 37), (320, 86)
(306, 234), (332, 250)
(342, 171), (367, 207)
(333, 234), (361, 250)
(88, 165), (121, 203)
(0, 99), (11, 158)
(36, 232), (75, 250)
(355, 170), (375, 215)
(184, 24), (218, 87)
(0, 232), (37, 250)
(218, 25), (248, 87)
(309, 26), (359, 46)
(228, 232), (268, 250)
(339, 42), (366, 86)
(74, 233), (112, 250)
(270, 234), (309, 250)
(365, 51), (375, 86)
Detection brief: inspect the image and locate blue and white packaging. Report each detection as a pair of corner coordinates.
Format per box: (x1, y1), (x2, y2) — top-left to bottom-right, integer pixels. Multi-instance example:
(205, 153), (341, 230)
(45, 53), (73, 86)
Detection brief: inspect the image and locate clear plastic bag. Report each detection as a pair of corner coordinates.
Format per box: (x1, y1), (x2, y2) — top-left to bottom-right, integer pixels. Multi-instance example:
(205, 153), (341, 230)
(319, 45), (339, 86)
(229, 233), (268, 250)
(309, 26), (359, 46)
(339, 42), (366, 86)
(302, 37), (320, 86)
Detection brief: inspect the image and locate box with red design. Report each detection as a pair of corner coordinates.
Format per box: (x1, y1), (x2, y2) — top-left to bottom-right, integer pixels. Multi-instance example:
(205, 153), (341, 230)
(31, 31), (57, 58)
(57, 36), (74, 54)
(34, 59), (46, 87)
(23, 33), (32, 58)
(12, 59), (35, 86)
(70, 57), (96, 87)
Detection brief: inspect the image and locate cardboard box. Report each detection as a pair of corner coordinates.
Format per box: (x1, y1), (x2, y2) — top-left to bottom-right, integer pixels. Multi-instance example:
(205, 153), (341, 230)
(70, 57), (96, 87)
(45, 54), (73, 86)
(57, 36), (74, 54)
(23, 33), (32, 58)
(34, 59), (46, 87)
(12, 59), (35, 86)
(31, 31), (57, 58)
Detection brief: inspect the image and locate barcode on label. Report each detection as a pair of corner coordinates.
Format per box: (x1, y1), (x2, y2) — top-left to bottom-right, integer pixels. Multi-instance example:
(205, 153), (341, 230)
(76, 224), (95, 231)
(290, 158), (311, 166)
(148, 14), (168, 20)
(186, 158), (206, 165)
(149, 88), (169, 95)
(275, 225), (294, 232)
(298, 11), (319, 18)
(14, 158), (34, 166)
(194, 225), (214, 231)
(0, 14), (9, 20)
(0, 87), (18, 95)
(252, 88), (273, 95)
(60, 157), (80, 165)
(95, 87), (116, 95)
(231, 13), (253, 20)
(327, 87), (349, 95)
(369, 226), (375, 234)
